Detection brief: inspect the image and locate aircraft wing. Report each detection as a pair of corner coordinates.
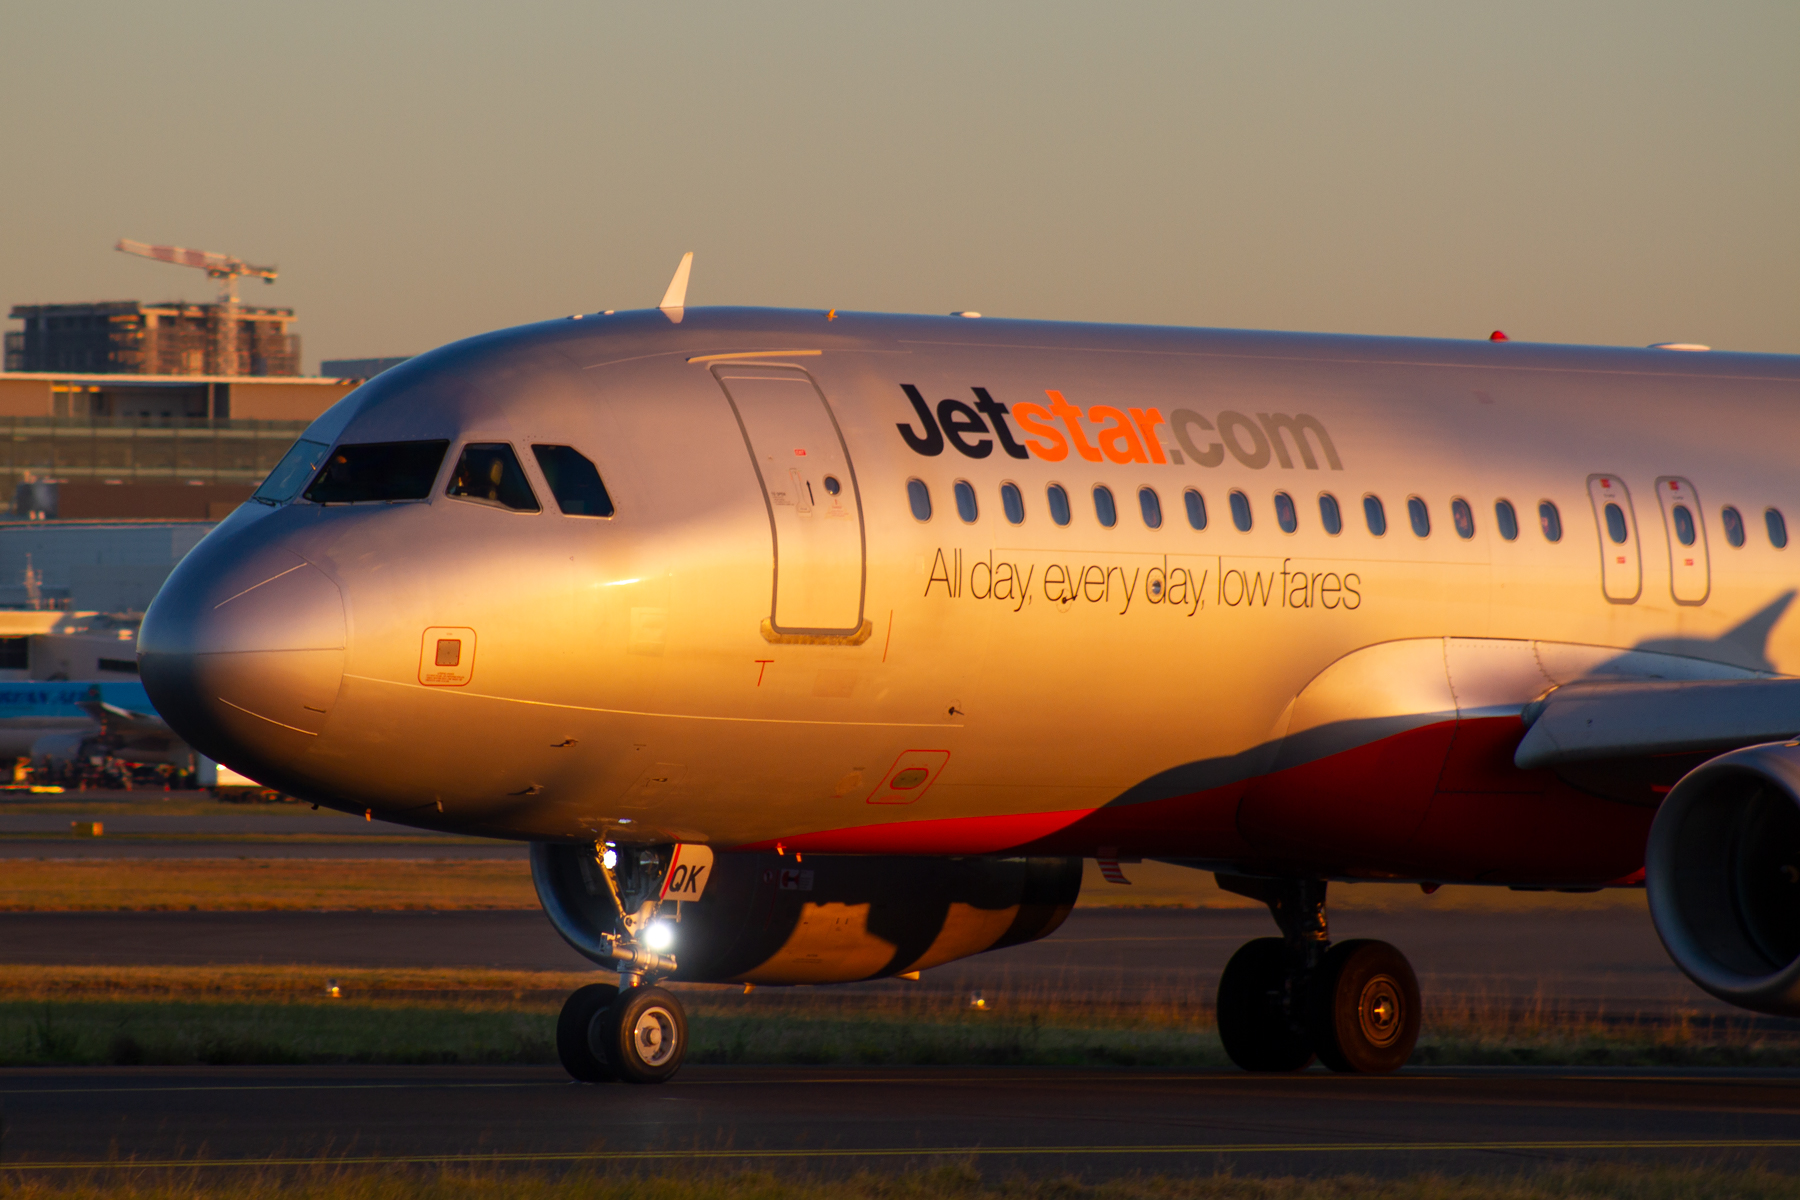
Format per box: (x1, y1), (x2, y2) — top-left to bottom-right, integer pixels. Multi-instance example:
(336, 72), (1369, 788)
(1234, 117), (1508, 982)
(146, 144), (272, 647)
(1514, 678), (1800, 769)
(76, 699), (172, 742)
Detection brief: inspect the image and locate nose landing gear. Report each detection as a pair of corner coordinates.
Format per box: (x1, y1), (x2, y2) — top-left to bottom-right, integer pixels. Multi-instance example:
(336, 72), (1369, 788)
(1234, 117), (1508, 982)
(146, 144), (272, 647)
(540, 842), (691, 1084)
(1214, 876), (1420, 1074)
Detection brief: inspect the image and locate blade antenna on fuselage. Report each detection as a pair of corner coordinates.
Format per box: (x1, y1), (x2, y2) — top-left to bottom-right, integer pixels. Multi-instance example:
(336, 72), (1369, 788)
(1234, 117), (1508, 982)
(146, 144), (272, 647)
(659, 251), (694, 323)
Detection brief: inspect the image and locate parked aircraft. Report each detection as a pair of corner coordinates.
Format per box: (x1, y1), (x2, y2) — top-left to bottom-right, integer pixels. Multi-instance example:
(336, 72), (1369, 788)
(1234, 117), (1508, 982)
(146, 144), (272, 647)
(138, 265), (1800, 1083)
(0, 680), (186, 766)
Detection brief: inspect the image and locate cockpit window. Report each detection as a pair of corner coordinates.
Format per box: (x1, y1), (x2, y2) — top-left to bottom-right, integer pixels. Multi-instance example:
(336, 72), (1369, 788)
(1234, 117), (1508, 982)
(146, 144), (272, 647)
(447, 443), (539, 512)
(303, 440), (448, 504)
(254, 439), (329, 505)
(531, 445), (615, 517)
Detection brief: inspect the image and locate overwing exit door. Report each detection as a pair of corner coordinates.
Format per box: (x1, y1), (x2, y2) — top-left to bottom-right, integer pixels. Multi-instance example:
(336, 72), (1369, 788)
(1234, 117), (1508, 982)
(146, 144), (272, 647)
(1653, 476), (1710, 605)
(1587, 474), (1642, 604)
(712, 364), (866, 636)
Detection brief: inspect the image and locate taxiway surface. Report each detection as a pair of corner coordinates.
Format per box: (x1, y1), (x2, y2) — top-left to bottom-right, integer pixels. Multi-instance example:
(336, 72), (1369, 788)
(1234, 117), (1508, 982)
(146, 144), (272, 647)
(4, 1065), (1799, 1177)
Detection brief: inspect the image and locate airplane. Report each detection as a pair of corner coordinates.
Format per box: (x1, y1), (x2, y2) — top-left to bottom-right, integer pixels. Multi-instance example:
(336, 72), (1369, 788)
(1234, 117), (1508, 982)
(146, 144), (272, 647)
(138, 256), (1800, 1085)
(0, 679), (188, 768)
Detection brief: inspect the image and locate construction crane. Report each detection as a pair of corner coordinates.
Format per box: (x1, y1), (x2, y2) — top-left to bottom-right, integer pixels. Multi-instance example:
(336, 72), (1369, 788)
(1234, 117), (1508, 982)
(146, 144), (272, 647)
(116, 238), (278, 377)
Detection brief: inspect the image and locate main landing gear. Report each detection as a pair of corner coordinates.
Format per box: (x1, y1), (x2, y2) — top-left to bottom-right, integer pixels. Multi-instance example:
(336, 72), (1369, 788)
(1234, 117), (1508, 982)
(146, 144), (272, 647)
(1214, 876), (1420, 1074)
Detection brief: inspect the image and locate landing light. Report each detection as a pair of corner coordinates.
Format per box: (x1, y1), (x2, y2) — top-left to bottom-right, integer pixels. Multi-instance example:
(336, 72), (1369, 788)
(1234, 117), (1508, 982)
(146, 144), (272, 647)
(643, 921), (676, 952)
(603, 848), (618, 870)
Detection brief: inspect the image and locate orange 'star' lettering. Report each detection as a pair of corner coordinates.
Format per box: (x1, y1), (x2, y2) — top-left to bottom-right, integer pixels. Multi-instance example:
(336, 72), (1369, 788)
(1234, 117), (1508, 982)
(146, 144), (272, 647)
(1128, 407), (1168, 464)
(1088, 406), (1147, 464)
(1046, 391), (1102, 463)
(1011, 402), (1068, 461)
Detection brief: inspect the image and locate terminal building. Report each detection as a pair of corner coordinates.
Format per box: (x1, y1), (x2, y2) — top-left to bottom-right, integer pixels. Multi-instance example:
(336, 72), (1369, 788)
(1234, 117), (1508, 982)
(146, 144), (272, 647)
(0, 286), (384, 621)
(0, 299), (366, 522)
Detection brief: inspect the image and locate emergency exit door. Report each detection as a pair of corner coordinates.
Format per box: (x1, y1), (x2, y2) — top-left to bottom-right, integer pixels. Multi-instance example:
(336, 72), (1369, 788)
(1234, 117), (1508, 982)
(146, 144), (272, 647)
(712, 365), (866, 635)
(1654, 476), (1710, 605)
(1587, 474), (1642, 604)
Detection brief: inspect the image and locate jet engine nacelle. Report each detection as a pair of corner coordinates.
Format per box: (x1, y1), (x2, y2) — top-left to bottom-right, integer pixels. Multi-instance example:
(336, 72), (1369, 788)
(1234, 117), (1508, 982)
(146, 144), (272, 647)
(531, 843), (1082, 985)
(1647, 741), (1800, 1015)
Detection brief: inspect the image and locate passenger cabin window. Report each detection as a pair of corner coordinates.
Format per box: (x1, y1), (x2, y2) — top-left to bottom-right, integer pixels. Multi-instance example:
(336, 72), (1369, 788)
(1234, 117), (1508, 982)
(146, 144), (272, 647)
(255, 439), (329, 505)
(1229, 490), (1252, 532)
(1093, 485), (1117, 528)
(1319, 493), (1342, 535)
(1495, 500), (1519, 541)
(907, 479), (932, 521)
(1603, 502), (1628, 544)
(530, 445), (614, 517)
(954, 480), (978, 523)
(1769, 508), (1789, 549)
(1047, 484), (1071, 526)
(1539, 501), (1563, 542)
(1139, 487), (1162, 529)
(1722, 505), (1744, 547)
(1407, 496), (1431, 538)
(1672, 504), (1696, 546)
(1274, 491), (1297, 533)
(1363, 495), (1386, 536)
(447, 444), (539, 512)
(304, 440), (449, 504)
(1451, 498), (1475, 540)
(1001, 482), (1025, 524)
(1184, 489), (1207, 530)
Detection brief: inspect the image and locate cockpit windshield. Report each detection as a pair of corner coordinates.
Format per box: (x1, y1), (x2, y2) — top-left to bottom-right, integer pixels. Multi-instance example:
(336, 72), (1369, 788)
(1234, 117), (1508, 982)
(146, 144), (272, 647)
(302, 440), (449, 504)
(253, 439), (329, 505)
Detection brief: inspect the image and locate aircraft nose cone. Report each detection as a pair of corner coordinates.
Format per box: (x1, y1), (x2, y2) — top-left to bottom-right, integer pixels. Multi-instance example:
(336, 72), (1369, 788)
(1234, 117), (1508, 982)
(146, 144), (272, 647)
(140, 539), (346, 785)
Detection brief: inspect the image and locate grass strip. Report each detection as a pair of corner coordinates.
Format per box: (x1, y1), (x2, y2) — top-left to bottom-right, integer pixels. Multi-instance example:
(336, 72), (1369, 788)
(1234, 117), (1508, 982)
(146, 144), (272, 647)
(0, 853), (1653, 914)
(2, 966), (1798, 1068)
(0, 859), (537, 910)
(4, 1162), (1800, 1199)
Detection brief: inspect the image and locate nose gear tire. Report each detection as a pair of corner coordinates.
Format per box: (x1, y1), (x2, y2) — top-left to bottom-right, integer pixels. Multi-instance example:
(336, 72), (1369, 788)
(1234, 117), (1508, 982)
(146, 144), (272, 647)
(594, 985), (688, 1084)
(555, 982), (619, 1082)
(1216, 936), (1315, 1072)
(1307, 938), (1419, 1074)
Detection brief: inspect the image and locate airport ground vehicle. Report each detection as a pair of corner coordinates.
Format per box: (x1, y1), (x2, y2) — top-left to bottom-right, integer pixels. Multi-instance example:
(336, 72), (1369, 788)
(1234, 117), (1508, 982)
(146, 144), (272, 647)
(138, 295), (1800, 1083)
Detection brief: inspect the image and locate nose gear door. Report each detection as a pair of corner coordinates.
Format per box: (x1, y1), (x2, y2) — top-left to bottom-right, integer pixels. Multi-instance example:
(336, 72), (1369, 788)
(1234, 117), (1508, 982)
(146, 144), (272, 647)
(1587, 474), (1642, 604)
(711, 364), (866, 636)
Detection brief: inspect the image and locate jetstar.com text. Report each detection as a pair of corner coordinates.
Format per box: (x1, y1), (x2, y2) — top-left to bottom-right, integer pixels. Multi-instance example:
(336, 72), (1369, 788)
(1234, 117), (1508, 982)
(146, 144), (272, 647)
(896, 386), (1343, 472)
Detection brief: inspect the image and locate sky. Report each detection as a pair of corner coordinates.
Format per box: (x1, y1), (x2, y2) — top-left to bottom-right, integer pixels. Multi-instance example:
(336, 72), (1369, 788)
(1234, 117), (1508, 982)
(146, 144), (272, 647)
(1, 1), (1794, 370)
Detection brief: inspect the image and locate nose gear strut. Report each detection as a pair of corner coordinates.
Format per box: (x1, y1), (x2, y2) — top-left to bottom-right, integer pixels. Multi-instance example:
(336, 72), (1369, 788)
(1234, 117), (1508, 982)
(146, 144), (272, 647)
(535, 840), (690, 1084)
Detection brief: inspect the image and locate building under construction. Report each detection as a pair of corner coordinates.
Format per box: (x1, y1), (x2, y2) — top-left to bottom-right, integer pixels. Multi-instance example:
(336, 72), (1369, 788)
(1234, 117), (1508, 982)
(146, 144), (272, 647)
(0, 240), (362, 522)
(5, 300), (300, 377)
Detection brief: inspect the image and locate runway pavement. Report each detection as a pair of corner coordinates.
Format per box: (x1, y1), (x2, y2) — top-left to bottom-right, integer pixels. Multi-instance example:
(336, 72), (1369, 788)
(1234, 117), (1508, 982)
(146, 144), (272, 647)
(4, 1065), (1799, 1177)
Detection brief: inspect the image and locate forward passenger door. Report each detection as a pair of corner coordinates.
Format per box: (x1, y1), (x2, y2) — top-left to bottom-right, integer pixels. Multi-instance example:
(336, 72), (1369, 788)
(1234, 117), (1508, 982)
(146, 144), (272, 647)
(711, 364), (867, 637)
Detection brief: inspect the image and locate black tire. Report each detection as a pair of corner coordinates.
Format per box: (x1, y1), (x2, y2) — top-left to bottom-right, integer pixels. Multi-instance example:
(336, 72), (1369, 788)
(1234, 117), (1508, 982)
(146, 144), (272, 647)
(556, 982), (619, 1082)
(1216, 937), (1314, 1072)
(1307, 938), (1420, 1074)
(594, 985), (688, 1085)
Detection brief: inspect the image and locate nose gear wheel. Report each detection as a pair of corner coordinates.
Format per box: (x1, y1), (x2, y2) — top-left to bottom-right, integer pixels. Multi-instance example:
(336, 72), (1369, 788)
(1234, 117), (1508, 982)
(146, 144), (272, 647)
(593, 985), (689, 1084)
